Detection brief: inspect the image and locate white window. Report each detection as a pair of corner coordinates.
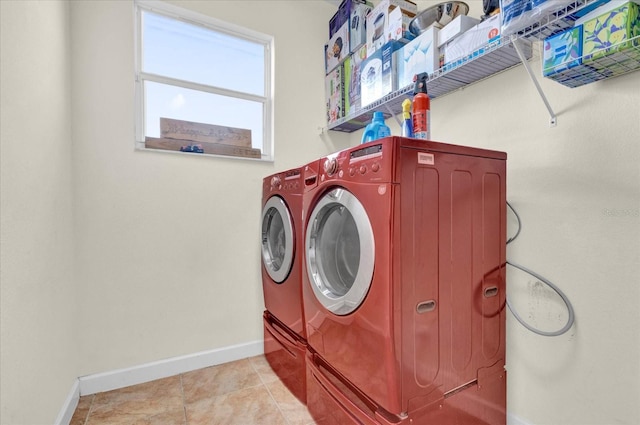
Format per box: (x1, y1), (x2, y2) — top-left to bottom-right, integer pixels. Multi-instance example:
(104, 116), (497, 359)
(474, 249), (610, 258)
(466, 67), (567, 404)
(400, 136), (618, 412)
(135, 1), (274, 161)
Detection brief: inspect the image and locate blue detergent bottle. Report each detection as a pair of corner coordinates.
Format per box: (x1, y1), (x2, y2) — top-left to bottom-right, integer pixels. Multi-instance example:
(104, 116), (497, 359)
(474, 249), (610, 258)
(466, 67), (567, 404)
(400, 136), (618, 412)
(361, 111), (391, 144)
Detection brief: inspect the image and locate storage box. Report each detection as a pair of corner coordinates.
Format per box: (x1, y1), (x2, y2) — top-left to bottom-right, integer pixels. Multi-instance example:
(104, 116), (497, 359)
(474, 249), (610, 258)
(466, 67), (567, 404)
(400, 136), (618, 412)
(443, 13), (501, 66)
(583, 1), (640, 63)
(344, 45), (368, 115)
(325, 21), (350, 73)
(575, 0), (640, 26)
(388, 6), (416, 44)
(366, 0), (416, 55)
(438, 15), (480, 47)
(397, 25), (440, 89)
(388, 0), (418, 14)
(330, 0), (369, 37)
(360, 42), (396, 107)
(500, 0), (573, 36)
(350, 1), (374, 51)
(542, 26), (583, 76)
(325, 66), (345, 124)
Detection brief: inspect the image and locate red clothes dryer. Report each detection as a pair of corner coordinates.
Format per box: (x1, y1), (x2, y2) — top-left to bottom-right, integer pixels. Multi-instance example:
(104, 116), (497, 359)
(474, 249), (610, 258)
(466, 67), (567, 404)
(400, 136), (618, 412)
(261, 161), (320, 403)
(302, 137), (507, 424)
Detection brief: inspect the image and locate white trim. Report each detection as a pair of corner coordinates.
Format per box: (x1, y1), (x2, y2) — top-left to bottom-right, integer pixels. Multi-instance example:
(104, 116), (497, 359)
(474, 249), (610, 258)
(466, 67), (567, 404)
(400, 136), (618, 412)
(78, 340), (263, 396)
(508, 412), (533, 425)
(54, 379), (80, 425)
(133, 0), (274, 161)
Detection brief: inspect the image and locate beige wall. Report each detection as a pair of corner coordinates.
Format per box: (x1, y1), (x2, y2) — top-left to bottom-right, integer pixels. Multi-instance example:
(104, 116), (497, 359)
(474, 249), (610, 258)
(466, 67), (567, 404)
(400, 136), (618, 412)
(401, 62), (639, 425)
(70, 0), (341, 376)
(0, 1), (78, 423)
(1, 0), (639, 424)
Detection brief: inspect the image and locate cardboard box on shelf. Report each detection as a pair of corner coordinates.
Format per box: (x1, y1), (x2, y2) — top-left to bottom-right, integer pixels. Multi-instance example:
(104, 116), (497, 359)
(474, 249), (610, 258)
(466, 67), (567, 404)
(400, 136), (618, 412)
(500, 0), (573, 36)
(366, 0), (416, 55)
(388, 0), (418, 14)
(582, 1), (640, 64)
(575, 0), (640, 25)
(344, 45), (368, 115)
(542, 25), (583, 76)
(326, 66), (345, 124)
(443, 13), (501, 67)
(360, 42), (396, 108)
(438, 15), (481, 47)
(396, 25), (440, 90)
(350, 1), (374, 51)
(325, 21), (350, 74)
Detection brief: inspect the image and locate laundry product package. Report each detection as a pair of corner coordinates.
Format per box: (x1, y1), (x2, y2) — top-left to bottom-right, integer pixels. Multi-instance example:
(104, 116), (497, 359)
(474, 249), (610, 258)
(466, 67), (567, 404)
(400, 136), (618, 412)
(325, 21), (350, 74)
(582, 1), (640, 64)
(542, 25), (583, 76)
(325, 66), (345, 124)
(396, 25), (440, 89)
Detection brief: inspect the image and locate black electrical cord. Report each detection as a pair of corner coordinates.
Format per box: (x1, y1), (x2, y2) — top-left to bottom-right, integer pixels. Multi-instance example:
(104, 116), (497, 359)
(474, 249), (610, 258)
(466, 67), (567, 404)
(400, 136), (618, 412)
(506, 202), (575, 336)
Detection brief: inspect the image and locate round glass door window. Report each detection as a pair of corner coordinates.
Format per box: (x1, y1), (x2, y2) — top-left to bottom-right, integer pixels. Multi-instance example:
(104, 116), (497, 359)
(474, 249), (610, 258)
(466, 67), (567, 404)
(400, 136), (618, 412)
(261, 196), (294, 283)
(306, 188), (375, 315)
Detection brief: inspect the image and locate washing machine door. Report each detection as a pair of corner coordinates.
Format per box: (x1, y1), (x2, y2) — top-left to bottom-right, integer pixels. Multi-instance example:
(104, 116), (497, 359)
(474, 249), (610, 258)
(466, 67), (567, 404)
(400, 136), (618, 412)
(306, 187), (375, 315)
(262, 196), (294, 283)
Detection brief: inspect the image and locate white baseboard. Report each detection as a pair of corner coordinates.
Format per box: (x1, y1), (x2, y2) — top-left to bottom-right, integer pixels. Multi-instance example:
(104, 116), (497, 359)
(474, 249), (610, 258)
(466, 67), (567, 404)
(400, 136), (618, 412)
(78, 339), (263, 396)
(55, 379), (80, 425)
(508, 412), (533, 425)
(55, 340), (263, 424)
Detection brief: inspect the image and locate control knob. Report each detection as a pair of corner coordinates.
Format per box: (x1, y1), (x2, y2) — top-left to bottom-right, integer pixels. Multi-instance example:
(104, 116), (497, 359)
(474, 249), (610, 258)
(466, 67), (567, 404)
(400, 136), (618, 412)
(324, 158), (338, 176)
(271, 175), (281, 189)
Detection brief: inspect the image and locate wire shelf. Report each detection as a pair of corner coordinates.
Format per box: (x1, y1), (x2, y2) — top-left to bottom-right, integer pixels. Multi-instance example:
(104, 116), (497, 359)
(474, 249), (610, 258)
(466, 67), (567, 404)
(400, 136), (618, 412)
(544, 36), (640, 88)
(328, 37), (532, 133)
(326, 0), (639, 132)
(515, 0), (610, 40)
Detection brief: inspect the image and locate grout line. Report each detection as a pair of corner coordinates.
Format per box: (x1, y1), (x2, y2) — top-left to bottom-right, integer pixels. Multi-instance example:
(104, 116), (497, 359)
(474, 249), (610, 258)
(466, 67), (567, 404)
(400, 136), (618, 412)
(83, 394), (96, 425)
(249, 355), (292, 425)
(179, 374), (188, 425)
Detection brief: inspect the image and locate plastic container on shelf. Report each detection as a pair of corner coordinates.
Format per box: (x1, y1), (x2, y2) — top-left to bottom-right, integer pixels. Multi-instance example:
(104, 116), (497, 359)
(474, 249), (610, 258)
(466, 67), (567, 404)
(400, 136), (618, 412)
(361, 111), (391, 143)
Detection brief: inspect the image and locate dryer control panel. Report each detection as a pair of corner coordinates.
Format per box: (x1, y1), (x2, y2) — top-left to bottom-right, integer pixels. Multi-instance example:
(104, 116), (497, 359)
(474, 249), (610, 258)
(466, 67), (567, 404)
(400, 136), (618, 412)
(320, 142), (393, 184)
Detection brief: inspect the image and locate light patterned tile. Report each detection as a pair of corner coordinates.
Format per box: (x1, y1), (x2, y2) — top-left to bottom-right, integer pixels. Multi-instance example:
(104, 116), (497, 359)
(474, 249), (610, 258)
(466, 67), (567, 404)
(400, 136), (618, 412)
(266, 379), (315, 425)
(249, 354), (280, 384)
(182, 358), (262, 404)
(185, 385), (287, 425)
(86, 375), (182, 425)
(132, 407), (186, 425)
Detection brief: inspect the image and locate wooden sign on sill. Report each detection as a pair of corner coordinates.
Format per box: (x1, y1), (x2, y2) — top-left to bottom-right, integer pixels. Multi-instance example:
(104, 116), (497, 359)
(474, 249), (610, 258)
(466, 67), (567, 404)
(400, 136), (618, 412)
(160, 117), (252, 148)
(145, 137), (262, 159)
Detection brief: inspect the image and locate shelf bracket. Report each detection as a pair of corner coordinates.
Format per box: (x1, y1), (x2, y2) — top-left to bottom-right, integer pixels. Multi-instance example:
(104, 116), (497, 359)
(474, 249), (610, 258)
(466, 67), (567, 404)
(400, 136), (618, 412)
(383, 102), (403, 127)
(512, 35), (557, 127)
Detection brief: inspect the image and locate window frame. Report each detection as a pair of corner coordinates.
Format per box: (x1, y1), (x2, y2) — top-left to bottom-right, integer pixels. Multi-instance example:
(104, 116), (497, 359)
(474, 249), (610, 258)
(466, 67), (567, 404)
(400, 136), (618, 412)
(134, 0), (275, 161)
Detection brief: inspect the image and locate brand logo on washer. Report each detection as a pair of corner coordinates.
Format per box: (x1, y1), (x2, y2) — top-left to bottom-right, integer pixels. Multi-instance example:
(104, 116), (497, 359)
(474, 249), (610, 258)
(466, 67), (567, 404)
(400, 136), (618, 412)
(418, 152), (434, 165)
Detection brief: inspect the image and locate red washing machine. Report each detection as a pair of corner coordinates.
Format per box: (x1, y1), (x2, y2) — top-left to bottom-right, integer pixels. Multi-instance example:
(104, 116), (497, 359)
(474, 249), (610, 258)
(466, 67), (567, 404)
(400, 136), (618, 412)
(261, 160), (320, 404)
(302, 137), (507, 424)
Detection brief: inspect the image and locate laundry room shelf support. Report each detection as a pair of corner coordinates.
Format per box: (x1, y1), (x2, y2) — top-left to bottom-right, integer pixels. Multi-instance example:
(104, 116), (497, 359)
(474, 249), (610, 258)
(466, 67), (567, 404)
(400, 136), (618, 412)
(512, 35), (557, 128)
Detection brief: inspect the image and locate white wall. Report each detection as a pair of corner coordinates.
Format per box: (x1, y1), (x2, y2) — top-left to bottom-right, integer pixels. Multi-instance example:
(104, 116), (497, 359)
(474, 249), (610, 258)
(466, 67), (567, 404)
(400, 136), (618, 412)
(70, 0), (343, 376)
(1, 0), (638, 423)
(456, 65), (639, 425)
(0, 1), (78, 423)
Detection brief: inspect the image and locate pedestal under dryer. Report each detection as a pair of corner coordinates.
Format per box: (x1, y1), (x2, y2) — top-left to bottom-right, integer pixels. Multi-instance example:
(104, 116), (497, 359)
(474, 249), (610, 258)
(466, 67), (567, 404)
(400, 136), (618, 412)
(302, 137), (507, 424)
(261, 160), (319, 403)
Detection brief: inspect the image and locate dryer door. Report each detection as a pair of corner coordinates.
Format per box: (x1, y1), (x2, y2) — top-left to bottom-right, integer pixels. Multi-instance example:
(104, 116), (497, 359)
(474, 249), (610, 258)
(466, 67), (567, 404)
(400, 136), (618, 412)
(306, 188), (375, 315)
(262, 196), (294, 283)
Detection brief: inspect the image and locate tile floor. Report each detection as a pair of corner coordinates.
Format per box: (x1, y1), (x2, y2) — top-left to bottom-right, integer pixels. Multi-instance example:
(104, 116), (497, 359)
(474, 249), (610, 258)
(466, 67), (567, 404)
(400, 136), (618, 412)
(70, 355), (316, 425)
